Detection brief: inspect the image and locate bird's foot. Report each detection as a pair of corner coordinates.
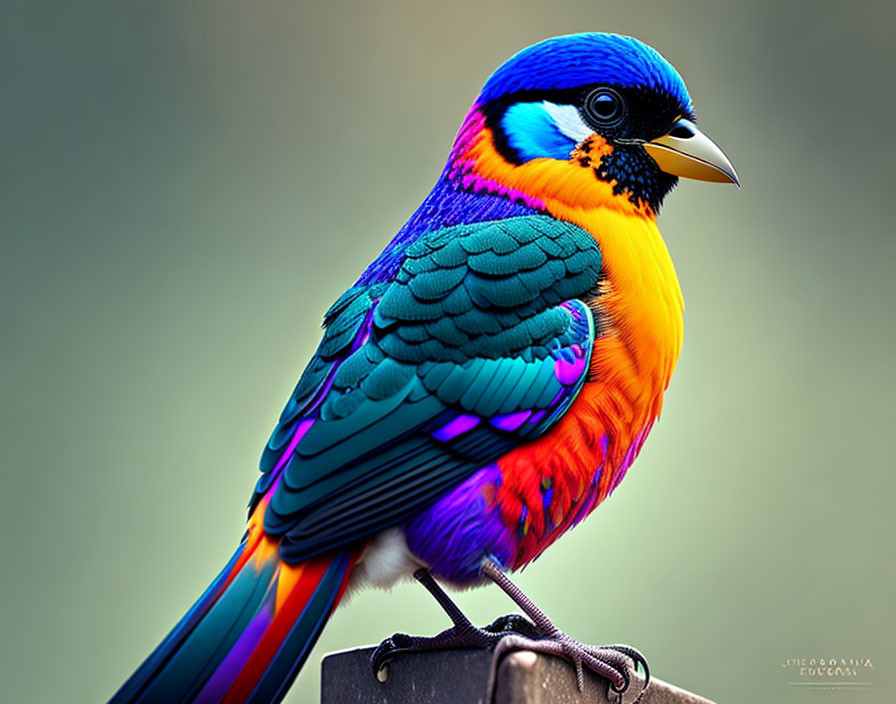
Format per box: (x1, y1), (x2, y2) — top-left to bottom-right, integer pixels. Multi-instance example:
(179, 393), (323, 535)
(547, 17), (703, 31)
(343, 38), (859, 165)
(380, 564), (648, 699)
(372, 568), (545, 678)
(370, 614), (540, 678)
(479, 559), (649, 698)
(491, 631), (647, 695)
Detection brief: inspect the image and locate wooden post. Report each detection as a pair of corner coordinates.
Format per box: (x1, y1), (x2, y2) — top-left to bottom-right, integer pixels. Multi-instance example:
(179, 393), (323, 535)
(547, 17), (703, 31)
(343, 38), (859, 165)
(321, 646), (717, 704)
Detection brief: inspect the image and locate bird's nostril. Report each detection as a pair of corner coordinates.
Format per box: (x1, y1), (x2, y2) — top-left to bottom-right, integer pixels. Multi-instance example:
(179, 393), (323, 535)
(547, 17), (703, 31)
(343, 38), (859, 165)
(669, 125), (694, 139)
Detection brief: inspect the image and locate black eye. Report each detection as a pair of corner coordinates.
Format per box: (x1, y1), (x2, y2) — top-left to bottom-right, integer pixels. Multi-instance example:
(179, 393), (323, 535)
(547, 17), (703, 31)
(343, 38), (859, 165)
(583, 88), (625, 127)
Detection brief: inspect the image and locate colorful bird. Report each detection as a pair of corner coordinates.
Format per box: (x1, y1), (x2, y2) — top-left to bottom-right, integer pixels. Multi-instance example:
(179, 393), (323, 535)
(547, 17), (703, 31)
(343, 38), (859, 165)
(111, 32), (737, 704)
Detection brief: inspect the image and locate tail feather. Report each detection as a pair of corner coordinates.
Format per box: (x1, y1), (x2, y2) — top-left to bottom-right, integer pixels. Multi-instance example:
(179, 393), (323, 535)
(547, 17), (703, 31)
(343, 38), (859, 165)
(111, 544), (247, 703)
(218, 551), (353, 704)
(110, 534), (356, 704)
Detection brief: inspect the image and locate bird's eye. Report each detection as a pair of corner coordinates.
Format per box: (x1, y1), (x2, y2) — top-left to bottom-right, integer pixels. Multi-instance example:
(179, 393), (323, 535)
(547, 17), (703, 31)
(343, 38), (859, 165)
(583, 88), (625, 127)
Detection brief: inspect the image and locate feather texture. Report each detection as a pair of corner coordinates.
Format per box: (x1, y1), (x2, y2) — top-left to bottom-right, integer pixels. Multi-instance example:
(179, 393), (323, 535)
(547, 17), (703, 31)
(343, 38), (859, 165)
(111, 32), (699, 704)
(254, 217), (600, 564)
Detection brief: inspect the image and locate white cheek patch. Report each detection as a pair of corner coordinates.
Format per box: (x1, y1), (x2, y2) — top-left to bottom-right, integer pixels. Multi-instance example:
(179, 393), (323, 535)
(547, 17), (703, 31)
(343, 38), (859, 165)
(541, 101), (594, 144)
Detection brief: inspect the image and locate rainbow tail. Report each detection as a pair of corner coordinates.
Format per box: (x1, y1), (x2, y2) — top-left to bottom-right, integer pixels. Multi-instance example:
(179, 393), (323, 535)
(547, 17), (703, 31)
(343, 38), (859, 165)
(110, 536), (356, 704)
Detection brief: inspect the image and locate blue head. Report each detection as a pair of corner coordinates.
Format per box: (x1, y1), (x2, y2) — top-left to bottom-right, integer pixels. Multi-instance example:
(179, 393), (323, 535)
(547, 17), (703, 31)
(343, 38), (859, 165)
(480, 33), (692, 112)
(468, 33), (736, 212)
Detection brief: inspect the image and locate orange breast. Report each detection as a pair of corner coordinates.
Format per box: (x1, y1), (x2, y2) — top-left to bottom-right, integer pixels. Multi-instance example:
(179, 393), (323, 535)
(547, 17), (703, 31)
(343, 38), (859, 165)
(464, 130), (686, 568)
(496, 334), (664, 568)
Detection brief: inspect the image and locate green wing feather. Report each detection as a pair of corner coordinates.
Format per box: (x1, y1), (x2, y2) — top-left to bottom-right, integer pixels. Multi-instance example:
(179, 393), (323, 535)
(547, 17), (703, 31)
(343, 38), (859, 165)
(255, 216), (602, 562)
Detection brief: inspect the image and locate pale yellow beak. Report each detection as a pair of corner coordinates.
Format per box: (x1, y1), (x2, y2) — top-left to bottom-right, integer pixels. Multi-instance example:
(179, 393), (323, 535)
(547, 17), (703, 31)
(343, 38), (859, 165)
(643, 118), (740, 186)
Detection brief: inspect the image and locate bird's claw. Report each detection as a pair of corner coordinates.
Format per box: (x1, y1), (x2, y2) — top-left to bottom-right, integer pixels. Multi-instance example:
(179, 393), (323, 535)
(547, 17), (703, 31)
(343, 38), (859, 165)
(370, 632), (413, 677)
(370, 620), (521, 678)
(599, 643), (650, 692)
(475, 560), (649, 699)
(491, 632), (647, 697)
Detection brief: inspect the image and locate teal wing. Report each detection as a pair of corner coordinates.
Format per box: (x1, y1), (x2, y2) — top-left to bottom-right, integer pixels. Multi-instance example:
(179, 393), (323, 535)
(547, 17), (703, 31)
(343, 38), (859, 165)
(255, 215), (602, 562)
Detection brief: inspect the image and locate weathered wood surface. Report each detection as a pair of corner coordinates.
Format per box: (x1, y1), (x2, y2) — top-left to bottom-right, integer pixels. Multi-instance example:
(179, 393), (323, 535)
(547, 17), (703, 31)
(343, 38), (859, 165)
(321, 646), (716, 704)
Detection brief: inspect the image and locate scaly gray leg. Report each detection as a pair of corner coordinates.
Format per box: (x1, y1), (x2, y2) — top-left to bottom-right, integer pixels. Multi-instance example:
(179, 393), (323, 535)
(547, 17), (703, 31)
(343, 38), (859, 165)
(480, 558), (649, 696)
(370, 568), (541, 677)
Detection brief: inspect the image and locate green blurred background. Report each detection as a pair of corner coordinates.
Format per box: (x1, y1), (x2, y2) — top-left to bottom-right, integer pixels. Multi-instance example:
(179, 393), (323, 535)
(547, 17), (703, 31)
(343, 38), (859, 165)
(3, 1), (894, 702)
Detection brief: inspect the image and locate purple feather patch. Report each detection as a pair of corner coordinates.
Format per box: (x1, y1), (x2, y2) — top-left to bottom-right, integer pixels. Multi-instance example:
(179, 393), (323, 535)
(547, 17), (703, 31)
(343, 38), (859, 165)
(432, 413), (480, 441)
(405, 463), (515, 582)
(490, 410), (532, 432)
(554, 348), (587, 386)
